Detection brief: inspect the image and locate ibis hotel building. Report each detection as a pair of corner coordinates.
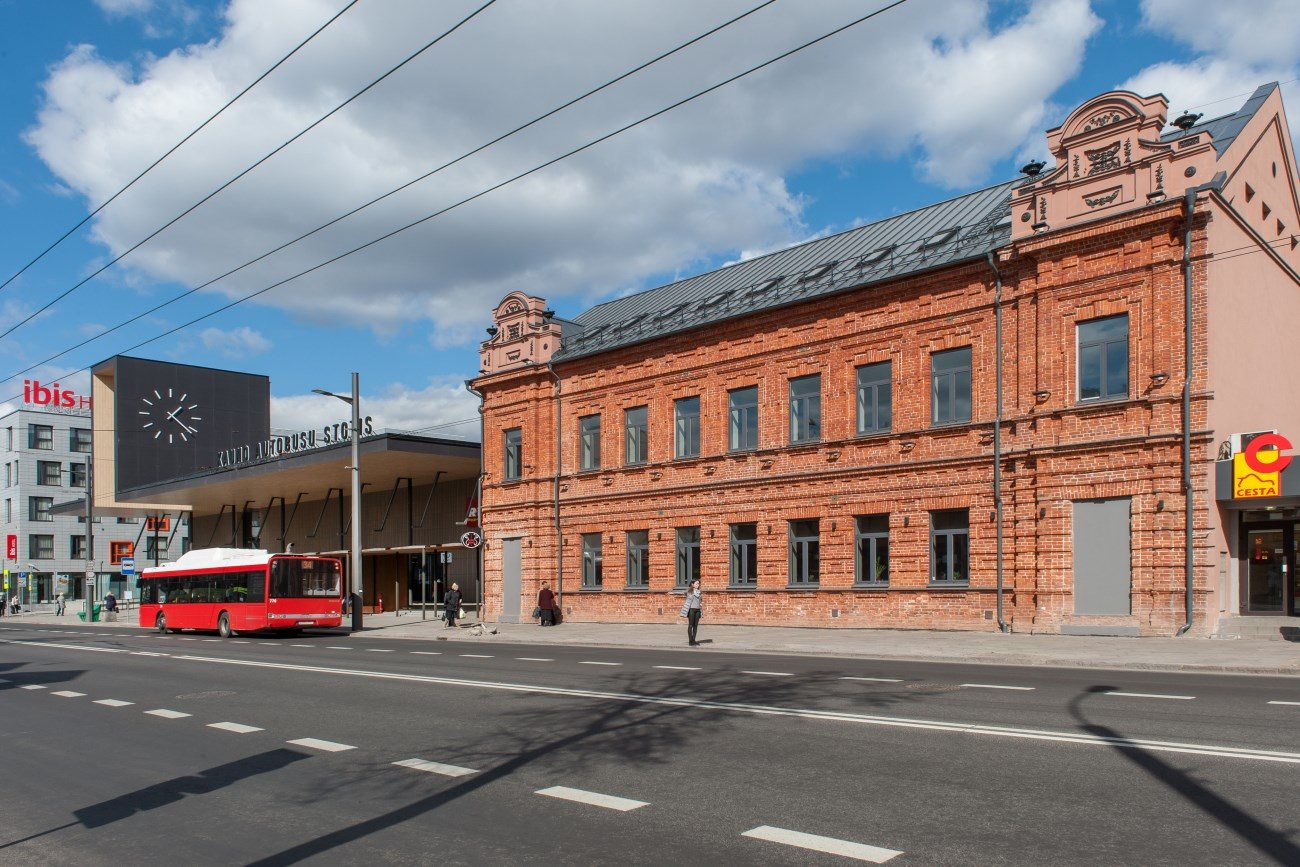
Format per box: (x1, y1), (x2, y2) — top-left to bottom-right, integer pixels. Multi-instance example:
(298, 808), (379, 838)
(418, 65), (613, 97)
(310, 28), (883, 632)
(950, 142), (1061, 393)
(473, 83), (1300, 636)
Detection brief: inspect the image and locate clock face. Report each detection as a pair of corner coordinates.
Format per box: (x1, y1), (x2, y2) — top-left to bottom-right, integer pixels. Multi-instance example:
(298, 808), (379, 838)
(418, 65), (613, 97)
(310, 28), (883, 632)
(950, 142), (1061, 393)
(138, 387), (203, 445)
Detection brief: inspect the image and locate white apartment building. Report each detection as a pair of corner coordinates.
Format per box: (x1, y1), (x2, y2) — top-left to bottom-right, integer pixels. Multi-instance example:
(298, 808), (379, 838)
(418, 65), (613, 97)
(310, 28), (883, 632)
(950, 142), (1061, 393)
(1, 403), (189, 605)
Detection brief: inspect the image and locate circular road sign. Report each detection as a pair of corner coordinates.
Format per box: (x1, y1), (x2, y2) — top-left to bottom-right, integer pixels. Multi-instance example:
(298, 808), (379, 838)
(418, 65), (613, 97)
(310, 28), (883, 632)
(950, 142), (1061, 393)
(460, 531), (482, 549)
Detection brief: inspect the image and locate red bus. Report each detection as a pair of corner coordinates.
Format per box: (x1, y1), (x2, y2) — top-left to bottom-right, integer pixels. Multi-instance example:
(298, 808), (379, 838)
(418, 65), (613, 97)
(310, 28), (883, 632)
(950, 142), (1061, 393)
(137, 549), (344, 637)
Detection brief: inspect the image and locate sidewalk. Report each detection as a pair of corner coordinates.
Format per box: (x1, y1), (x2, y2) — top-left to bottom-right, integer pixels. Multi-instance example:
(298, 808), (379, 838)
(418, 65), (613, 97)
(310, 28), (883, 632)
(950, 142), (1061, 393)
(6, 608), (1296, 675)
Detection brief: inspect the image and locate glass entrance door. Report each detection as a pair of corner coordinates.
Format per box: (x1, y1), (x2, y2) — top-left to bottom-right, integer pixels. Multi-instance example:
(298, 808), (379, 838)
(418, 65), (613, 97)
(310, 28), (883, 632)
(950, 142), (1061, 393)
(1246, 528), (1287, 613)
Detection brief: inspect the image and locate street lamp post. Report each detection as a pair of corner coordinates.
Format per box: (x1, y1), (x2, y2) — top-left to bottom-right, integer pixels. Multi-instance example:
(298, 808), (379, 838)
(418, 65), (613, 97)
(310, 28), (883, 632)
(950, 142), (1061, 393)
(313, 373), (363, 631)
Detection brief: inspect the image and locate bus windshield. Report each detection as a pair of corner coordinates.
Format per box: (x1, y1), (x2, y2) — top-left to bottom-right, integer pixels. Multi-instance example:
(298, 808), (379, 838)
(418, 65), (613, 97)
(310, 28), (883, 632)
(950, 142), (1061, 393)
(270, 558), (342, 598)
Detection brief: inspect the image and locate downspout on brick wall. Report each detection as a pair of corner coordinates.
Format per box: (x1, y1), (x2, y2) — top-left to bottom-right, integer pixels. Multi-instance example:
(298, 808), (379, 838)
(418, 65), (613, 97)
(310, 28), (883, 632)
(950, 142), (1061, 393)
(464, 382), (486, 620)
(546, 362), (563, 609)
(987, 251), (1009, 633)
(1176, 189), (1197, 636)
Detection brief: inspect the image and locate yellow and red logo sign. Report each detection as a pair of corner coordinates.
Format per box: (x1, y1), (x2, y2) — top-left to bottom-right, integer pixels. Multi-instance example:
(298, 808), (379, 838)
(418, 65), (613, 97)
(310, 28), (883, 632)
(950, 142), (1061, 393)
(1233, 433), (1293, 499)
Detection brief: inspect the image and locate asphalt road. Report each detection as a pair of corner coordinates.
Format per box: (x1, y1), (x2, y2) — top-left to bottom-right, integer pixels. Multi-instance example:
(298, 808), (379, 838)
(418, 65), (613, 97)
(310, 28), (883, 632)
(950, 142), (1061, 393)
(1, 621), (1297, 865)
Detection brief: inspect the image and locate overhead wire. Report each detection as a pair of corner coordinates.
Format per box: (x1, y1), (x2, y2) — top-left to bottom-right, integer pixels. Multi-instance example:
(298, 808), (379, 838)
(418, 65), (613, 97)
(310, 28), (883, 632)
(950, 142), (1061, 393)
(0, 0), (362, 294)
(0, 0), (499, 343)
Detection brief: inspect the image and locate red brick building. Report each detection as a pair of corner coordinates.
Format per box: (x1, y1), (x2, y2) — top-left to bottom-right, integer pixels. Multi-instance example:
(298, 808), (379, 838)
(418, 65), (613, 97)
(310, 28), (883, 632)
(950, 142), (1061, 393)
(472, 84), (1300, 635)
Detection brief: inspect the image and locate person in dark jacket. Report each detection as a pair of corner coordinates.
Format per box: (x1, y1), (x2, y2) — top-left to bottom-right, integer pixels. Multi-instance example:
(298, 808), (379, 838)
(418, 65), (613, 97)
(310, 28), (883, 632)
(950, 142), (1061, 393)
(443, 583), (462, 628)
(678, 579), (702, 646)
(537, 583), (556, 626)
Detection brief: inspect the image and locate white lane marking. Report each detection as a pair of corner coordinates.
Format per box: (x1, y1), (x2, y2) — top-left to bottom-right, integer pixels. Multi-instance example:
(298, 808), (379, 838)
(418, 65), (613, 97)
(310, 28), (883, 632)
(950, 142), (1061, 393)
(179, 638), (199, 641)
(1268, 700), (1300, 706)
(291, 644), (314, 648)
(287, 738), (355, 752)
(962, 683), (1035, 691)
(326, 646), (353, 651)
(535, 786), (647, 812)
(516, 657), (553, 662)
(742, 826), (901, 863)
(145, 709), (191, 719)
(410, 651), (441, 656)
(460, 654), (494, 658)
(153, 654), (1300, 766)
(52, 691), (86, 698)
(393, 758), (478, 777)
(654, 665), (701, 671)
(579, 661), (621, 666)
(840, 676), (903, 683)
(131, 651), (169, 657)
(365, 649), (395, 653)
(21, 685), (46, 690)
(1103, 691), (1195, 701)
(741, 670), (794, 677)
(201, 639), (221, 642)
(0, 638), (126, 654)
(94, 699), (134, 707)
(229, 640), (251, 644)
(208, 721), (263, 734)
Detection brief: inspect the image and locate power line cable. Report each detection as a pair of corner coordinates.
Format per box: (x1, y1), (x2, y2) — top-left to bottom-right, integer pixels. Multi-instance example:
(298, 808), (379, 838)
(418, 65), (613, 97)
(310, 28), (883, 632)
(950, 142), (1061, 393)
(0, 0), (362, 294)
(0, 0), (777, 387)
(0, 0), (498, 343)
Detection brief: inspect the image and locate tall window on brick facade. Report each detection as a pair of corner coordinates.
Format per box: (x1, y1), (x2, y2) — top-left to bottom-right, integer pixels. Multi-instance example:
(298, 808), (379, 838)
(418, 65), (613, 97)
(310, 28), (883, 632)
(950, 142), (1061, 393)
(28, 424), (53, 450)
(626, 530), (649, 588)
(29, 496), (53, 522)
(856, 361), (892, 435)
(70, 427), (92, 453)
(789, 374), (821, 444)
(37, 460), (61, 486)
(503, 428), (522, 481)
(930, 510), (969, 585)
(675, 527), (700, 588)
(579, 415), (601, 470)
(674, 396), (700, 459)
(931, 347), (971, 425)
(855, 515), (890, 585)
(581, 533), (603, 588)
(624, 406), (648, 465)
(788, 519), (819, 586)
(29, 534), (54, 560)
(1078, 314), (1128, 401)
(729, 523), (758, 587)
(728, 386), (758, 451)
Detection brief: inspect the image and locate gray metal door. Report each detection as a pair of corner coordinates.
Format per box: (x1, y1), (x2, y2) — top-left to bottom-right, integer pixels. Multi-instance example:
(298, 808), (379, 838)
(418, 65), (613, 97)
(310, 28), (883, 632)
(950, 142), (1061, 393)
(501, 538), (522, 623)
(1073, 498), (1132, 615)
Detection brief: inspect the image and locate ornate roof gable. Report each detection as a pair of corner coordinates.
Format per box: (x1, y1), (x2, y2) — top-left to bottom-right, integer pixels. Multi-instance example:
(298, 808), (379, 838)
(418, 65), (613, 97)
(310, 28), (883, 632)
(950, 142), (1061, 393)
(478, 292), (562, 374)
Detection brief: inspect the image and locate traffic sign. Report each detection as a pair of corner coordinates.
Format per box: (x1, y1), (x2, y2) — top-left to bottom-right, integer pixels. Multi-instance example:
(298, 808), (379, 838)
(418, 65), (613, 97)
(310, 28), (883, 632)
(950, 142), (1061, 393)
(17, 571), (27, 581)
(460, 531), (482, 549)
(121, 557), (136, 576)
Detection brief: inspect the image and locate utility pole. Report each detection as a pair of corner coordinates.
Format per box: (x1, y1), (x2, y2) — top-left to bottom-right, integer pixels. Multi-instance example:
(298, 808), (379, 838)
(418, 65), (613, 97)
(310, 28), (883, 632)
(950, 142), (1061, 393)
(85, 459), (94, 622)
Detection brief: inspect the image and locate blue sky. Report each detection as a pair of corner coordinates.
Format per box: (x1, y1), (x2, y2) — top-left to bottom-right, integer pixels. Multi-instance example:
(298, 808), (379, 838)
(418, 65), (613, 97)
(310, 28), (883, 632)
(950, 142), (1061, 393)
(1, 0), (1297, 436)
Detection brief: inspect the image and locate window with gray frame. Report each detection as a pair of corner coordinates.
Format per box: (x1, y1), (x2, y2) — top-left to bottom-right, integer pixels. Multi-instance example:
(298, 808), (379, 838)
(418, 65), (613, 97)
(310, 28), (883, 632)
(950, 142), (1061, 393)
(146, 536), (169, 561)
(28, 424), (53, 450)
(624, 406), (648, 465)
(1078, 314), (1128, 401)
(37, 460), (61, 486)
(930, 510), (970, 585)
(503, 428), (522, 480)
(931, 347), (972, 425)
(29, 534), (53, 560)
(676, 526), (700, 587)
(626, 530), (649, 588)
(3, 463), (9, 486)
(789, 374), (821, 443)
(856, 361), (892, 434)
(71, 535), (87, 559)
(581, 533), (603, 588)
(674, 396), (700, 459)
(70, 463), (87, 488)
(579, 414), (601, 470)
(728, 386), (758, 451)
(29, 496), (53, 522)
(70, 427), (92, 453)
(729, 523), (758, 586)
(788, 519), (820, 586)
(854, 514), (890, 585)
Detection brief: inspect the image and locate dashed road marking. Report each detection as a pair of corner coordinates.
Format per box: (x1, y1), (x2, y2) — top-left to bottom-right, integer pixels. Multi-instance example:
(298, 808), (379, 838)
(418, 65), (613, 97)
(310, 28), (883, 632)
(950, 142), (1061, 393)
(131, 651), (169, 657)
(654, 665), (701, 671)
(94, 699), (134, 707)
(460, 654), (493, 658)
(179, 637), (199, 641)
(741, 670), (793, 677)
(326, 646), (353, 651)
(1103, 691), (1195, 701)
(392, 757), (478, 777)
(742, 826), (902, 863)
(291, 644), (314, 648)
(52, 690), (85, 698)
(208, 721), (263, 734)
(410, 651), (441, 656)
(287, 738), (355, 752)
(962, 683), (1035, 691)
(201, 639), (221, 642)
(365, 649), (395, 653)
(21, 685), (47, 690)
(579, 661), (621, 666)
(516, 657), (553, 662)
(229, 640), (251, 644)
(536, 786), (647, 812)
(1268, 700), (1300, 706)
(840, 676), (903, 683)
(145, 709), (191, 719)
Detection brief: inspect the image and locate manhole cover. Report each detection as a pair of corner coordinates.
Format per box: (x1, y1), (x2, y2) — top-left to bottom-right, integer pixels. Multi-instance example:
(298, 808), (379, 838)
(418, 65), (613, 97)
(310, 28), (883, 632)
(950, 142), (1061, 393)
(174, 690), (237, 700)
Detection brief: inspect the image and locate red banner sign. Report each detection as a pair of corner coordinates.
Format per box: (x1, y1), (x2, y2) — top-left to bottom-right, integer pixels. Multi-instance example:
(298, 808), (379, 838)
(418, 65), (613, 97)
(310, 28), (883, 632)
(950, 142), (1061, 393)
(5, 535), (15, 560)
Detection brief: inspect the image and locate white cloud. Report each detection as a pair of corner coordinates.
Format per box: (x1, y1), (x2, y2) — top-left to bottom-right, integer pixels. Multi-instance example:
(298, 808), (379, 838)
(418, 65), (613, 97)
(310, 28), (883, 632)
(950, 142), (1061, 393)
(198, 325), (271, 357)
(271, 376), (480, 440)
(26, 0), (1099, 346)
(94, 0), (154, 15)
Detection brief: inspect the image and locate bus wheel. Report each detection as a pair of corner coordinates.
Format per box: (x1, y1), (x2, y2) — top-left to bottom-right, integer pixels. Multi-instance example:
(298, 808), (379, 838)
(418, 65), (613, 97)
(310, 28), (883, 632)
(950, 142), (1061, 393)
(155, 612), (167, 633)
(217, 612), (234, 639)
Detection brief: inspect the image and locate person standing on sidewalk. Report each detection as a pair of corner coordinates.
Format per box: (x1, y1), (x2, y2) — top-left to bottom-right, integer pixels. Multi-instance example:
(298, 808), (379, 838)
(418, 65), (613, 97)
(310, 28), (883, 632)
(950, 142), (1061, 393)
(537, 582), (556, 627)
(678, 579), (702, 646)
(55, 593), (65, 616)
(444, 583), (462, 628)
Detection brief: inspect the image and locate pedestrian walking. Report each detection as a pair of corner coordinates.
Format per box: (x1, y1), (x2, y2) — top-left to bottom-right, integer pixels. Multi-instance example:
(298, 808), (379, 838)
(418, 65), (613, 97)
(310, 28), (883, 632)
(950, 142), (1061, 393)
(537, 582), (556, 627)
(678, 579), (702, 646)
(443, 583), (462, 628)
(55, 593), (65, 616)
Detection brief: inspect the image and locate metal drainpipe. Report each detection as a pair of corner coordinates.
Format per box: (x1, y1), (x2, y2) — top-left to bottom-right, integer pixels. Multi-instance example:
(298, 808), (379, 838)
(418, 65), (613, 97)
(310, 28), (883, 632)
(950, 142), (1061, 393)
(1176, 189), (1196, 636)
(987, 251), (1008, 633)
(546, 362), (563, 609)
(464, 381), (485, 621)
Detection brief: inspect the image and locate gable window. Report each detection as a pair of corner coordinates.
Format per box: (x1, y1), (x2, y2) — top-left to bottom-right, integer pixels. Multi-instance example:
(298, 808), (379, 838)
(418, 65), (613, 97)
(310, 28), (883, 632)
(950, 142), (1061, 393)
(675, 527), (700, 588)
(37, 460), (61, 486)
(788, 519), (820, 586)
(930, 510), (970, 585)
(579, 415), (601, 470)
(789, 374), (821, 444)
(28, 424), (53, 450)
(1078, 314), (1128, 401)
(624, 406), (648, 465)
(856, 361), (892, 435)
(729, 523), (758, 587)
(674, 396), (700, 459)
(581, 533), (603, 589)
(728, 386), (758, 451)
(931, 347), (972, 426)
(503, 428), (522, 481)
(626, 530), (649, 588)
(854, 515), (890, 586)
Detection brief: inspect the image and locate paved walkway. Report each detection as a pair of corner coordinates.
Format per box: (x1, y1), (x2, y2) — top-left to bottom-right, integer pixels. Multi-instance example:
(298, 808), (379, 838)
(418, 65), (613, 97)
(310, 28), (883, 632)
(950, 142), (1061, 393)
(9, 607), (1295, 676)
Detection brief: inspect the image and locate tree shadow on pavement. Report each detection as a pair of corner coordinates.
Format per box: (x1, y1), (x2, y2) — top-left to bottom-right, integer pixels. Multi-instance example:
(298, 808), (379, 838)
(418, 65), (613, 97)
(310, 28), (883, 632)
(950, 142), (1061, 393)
(1068, 685), (1300, 865)
(0, 660), (85, 690)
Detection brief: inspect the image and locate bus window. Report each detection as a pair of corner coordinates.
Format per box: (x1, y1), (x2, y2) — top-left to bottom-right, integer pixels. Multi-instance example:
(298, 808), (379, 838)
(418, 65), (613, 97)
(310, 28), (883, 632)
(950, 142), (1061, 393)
(270, 559), (340, 598)
(246, 570), (265, 603)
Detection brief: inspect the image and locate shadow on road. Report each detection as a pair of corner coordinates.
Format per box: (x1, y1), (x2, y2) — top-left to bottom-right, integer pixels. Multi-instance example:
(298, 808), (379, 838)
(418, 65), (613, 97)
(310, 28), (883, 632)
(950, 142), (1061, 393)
(0, 660), (85, 690)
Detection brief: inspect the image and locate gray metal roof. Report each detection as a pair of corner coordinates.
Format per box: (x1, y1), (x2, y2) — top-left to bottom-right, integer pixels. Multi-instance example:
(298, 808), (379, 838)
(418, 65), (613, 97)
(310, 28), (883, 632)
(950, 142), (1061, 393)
(1159, 82), (1275, 157)
(555, 180), (1015, 362)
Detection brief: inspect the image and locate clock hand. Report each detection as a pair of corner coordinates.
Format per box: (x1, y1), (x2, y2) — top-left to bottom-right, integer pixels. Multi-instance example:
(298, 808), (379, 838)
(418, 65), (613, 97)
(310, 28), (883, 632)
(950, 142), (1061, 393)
(166, 406), (196, 434)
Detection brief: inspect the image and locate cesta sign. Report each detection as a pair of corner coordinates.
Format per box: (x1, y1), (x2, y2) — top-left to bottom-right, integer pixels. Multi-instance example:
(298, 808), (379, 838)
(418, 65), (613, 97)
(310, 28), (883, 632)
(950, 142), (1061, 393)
(1232, 433), (1293, 499)
(23, 379), (90, 410)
